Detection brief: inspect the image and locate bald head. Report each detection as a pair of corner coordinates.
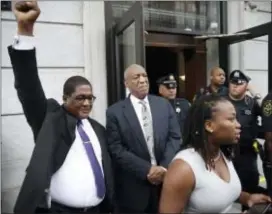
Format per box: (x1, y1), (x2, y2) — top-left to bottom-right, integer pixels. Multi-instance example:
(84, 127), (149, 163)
(210, 67), (225, 86)
(210, 67), (224, 76)
(124, 64), (149, 99)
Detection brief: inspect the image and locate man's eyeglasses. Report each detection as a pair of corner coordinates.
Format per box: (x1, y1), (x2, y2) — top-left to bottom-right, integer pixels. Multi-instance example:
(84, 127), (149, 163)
(74, 95), (96, 103)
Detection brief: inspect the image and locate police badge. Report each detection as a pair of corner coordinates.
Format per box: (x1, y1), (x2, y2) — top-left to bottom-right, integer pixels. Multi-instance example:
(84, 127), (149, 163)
(169, 75), (175, 80)
(262, 100), (272, 117)
(176, 107), (181, 113)
(234, 71), (240, 78)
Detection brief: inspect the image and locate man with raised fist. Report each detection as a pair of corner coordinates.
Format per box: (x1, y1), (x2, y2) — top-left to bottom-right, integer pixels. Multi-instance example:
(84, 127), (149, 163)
(8, 1), (115, 213)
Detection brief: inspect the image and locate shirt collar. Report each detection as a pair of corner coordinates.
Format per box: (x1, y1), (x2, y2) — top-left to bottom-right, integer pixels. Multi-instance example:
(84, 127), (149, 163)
(130, 94), (149, 105)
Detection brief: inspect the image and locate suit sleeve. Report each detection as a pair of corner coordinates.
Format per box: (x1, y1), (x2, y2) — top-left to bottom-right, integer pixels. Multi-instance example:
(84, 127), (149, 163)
(160, 101), (182, 168)
(8, 46), (47, 140)
(106, 110), (152, 181)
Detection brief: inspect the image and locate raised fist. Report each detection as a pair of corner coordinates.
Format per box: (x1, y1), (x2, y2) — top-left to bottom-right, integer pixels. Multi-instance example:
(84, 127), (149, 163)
(13, 1), (40, 36)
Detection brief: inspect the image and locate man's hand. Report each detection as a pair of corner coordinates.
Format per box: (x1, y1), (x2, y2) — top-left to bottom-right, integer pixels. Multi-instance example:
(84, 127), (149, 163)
(147, 166), (167, 185)
(13, 0), (40, 36)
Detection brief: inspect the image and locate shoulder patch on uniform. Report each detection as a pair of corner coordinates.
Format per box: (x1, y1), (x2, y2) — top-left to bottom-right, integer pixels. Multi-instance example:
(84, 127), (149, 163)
(262, 99), (272, 117)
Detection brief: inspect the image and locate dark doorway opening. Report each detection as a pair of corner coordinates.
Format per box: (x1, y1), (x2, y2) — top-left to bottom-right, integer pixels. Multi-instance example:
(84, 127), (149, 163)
(145, 43), (207, 102)
(146, 47), (178, 96)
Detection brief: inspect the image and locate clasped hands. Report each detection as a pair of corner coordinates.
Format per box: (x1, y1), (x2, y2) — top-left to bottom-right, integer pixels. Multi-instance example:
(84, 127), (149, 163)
(147, 165), (167, 185)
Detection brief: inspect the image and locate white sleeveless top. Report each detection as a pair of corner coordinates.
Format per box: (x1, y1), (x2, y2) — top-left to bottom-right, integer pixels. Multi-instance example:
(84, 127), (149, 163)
(173, 148), (242, 213)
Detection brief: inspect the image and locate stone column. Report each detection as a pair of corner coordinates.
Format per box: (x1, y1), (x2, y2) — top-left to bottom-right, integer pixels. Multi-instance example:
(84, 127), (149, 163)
(83, 1), (108, 126)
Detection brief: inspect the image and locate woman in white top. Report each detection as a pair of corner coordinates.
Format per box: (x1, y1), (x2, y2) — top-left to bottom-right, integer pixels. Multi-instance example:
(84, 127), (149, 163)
(159, 95), (271, 213)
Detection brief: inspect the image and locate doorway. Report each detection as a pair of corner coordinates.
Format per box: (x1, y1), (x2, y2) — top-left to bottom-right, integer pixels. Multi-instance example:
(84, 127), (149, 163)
(146, 47), (178, 96)
(106, 2), (208, 104)
(145, 44), (207, 102)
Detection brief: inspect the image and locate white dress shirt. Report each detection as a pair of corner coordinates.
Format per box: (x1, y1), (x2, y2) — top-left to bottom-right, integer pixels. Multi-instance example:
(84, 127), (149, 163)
(49, 119), (104, 208)
(13, 34), (35, 49)
(130, 94), (157, 165)
(13, 37), (104, 208)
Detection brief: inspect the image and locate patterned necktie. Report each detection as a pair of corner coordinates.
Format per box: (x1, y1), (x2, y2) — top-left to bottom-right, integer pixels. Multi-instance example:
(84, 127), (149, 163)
(77, 120), (105, 198)
(139, 101), (157, 165)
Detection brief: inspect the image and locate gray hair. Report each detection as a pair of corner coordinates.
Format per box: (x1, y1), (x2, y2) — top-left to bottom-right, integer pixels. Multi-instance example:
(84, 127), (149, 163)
(124, 64), (146, 80)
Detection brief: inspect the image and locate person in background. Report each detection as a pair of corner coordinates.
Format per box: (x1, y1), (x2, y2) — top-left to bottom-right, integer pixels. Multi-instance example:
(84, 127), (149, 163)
(193, 66), (228, 102)
(159, 94), (271, 213)
(226, 70), (266, 210)
(106, 64), (181, 213)
(9, 1), (115, 213)
(261, 92), (272, 196)
(157, 74), (190, 134)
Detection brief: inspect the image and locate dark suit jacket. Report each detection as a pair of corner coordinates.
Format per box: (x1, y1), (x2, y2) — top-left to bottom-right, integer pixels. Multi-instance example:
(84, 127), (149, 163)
(8, 46), (115, 214)
(106, 95), (181, 211)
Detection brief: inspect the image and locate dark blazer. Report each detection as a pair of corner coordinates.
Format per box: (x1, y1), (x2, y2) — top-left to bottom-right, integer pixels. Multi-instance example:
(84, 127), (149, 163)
(8, 46), (115, 214)
(106, 95), (181, 211)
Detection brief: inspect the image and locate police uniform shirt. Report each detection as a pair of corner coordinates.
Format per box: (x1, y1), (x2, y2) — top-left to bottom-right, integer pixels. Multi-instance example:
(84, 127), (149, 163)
(261, 92), (272, 132)
(226, 95), (261, 146)
(169, 98), (190, 133)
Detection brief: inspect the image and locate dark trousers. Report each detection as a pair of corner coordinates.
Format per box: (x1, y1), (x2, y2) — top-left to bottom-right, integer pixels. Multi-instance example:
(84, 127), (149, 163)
(35, 201), (100, 214)
(263, 163), (272, 196)
(118, 187), (160, 213)
(234, 153), (268, 211)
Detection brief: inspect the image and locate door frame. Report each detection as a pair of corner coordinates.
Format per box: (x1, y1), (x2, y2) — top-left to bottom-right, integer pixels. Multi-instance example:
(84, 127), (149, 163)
(105, 2), (145, 105)
(114, 2), (145, 100)
(104, 1), (228, 105)
(115, 2), (145, 67)
(218, 21), (272, 90)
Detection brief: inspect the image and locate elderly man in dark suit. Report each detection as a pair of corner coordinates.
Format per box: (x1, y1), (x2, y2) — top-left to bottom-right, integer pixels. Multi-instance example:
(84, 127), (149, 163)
(106, 64), (182, 213)
(8, 1), (115, 213)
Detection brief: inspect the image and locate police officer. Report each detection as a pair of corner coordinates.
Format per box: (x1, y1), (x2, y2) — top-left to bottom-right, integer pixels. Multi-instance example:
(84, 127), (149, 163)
(193, 66), (228, 102)
(226, 70), (266, 209)
(261, 92), (272, 196)
(157, 74), (190, 134)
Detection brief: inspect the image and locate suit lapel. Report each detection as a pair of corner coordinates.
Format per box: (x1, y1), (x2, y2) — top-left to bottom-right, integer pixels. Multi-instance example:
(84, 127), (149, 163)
(89, 119), (104, 147)
(148, 96), (160, 157)
(64, 108), (77, 145)
(123, 97), (149, 153)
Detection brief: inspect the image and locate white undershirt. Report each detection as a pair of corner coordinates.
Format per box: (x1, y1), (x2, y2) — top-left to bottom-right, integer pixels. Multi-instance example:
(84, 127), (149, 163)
(130, 94), (157, 165)
(173, 148), (242, 213)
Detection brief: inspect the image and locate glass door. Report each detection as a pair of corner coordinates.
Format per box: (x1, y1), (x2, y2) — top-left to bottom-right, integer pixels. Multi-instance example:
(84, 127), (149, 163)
(195, 21), (271, 90)
(114, 2), (145, 99)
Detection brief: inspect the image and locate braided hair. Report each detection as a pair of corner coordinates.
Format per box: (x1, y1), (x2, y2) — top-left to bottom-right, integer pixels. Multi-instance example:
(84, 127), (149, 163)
(182, 94), (235, 169)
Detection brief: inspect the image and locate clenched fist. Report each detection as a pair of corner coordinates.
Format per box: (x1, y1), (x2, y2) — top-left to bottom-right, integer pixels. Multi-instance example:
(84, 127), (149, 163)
(13, 0), (40, 36)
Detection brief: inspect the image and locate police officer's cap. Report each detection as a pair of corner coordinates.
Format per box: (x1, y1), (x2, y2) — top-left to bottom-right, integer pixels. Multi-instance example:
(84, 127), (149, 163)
(229, 70), (251, 85)
(157, 74), (177, 89)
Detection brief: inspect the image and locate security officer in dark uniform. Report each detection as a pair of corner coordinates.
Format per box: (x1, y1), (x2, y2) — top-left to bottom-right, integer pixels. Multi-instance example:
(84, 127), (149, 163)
(193, 66), (228, 102)
(226, 70), (266, 210)
(157, 74), (190, 134)
(261, 92), (272, 196)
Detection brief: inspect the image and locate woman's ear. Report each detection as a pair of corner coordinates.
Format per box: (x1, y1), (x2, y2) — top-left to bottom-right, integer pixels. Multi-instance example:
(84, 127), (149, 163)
(204, 120), (214, 133)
